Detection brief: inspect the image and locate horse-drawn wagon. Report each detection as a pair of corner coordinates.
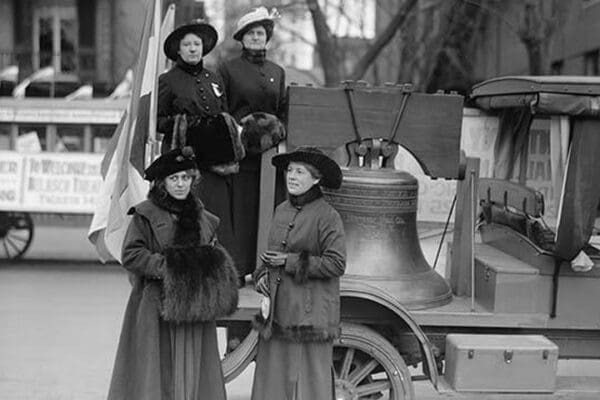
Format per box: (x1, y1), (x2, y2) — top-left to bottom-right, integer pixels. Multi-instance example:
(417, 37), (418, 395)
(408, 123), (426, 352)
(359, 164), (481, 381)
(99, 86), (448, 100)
(0, 97), (125, 259)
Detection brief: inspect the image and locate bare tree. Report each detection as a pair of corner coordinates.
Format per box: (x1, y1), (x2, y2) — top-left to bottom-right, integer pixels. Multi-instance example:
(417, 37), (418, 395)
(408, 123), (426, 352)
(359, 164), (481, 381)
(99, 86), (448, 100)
(305, 0), (418, 86)
(517, 0), (568, 75)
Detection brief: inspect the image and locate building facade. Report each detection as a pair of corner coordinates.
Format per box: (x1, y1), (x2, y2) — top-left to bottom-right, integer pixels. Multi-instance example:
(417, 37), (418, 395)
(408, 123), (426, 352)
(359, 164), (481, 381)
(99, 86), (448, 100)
(473, 0), (600, 79)
(0, 0), (206, 96)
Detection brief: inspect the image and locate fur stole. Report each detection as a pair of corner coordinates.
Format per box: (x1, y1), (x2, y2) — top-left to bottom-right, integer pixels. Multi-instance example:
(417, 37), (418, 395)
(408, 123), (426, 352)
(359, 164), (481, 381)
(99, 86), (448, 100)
(149, 188), (239, 322)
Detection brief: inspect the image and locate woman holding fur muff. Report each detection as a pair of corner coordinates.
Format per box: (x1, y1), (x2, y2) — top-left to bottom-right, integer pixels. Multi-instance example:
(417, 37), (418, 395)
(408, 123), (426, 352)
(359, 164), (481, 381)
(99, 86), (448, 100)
(106, 147), (238, 400)
(217, 6), (287, 287)
(251, 146), (346, 400)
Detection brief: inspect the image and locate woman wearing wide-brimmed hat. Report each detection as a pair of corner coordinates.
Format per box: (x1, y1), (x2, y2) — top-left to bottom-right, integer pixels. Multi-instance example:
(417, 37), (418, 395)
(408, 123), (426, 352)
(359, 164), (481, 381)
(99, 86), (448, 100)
(107, 147), (238, 400)
(214, 6), (287, 290)
(158, 18), (245, 184)
(251, 146), (346, 400)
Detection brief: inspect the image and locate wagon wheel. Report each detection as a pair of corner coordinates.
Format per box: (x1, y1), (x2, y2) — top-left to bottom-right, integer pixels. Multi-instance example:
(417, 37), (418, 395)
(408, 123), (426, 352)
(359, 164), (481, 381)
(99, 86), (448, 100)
(0, 211), (34, 260)
(334, 322), (414, 400)
(221, 325), (258, 382)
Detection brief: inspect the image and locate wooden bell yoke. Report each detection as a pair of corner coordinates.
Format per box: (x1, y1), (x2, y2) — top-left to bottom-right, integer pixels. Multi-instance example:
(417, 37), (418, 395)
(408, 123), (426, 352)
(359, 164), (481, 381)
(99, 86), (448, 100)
(285, 81), (464, 178)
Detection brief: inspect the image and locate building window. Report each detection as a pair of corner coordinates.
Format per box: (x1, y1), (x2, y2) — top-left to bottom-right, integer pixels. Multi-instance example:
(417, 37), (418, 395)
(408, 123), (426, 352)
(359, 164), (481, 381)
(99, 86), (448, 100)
(584, 50), (599, 76)
(550, 60), (563, 75)
(32, 6), (78, 75)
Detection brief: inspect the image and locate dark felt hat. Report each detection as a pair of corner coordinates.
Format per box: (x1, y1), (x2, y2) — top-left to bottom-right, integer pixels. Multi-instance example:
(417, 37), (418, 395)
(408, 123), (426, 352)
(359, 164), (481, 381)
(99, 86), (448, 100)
(164, 20), (218, 61)
(272, 146), (342, 189)
(144, 146), (197, 181)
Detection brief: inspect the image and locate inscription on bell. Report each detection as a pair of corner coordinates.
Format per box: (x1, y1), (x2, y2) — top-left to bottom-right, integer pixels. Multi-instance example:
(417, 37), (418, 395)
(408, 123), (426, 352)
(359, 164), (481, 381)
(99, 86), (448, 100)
(323, 167), (452, 310)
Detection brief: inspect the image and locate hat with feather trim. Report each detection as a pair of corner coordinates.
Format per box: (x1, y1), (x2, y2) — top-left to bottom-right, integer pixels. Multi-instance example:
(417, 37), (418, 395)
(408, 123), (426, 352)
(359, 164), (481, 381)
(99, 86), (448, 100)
(164, 19), (218, 61)
(144, 146), (197, 181)
(233, 7), (280, 42)
(272, 146), (342, 189)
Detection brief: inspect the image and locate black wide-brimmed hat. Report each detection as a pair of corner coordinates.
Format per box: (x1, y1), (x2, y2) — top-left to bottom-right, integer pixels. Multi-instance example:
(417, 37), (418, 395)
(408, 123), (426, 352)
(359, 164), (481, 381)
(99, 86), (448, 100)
(163, 19), (218, 61)
(272, 146), (342, 189)
(144, 146), (197, 181)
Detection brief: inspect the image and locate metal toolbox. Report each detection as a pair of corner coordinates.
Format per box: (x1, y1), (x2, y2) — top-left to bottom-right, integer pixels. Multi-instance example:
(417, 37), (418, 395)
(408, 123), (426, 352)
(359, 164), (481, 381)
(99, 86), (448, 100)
(445, 334), (559, 392)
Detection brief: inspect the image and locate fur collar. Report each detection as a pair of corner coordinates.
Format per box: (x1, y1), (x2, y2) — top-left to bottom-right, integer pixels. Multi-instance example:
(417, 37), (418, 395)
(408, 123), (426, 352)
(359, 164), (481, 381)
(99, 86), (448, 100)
(148, 186), (201, 245)
(289, 185), (323, 208)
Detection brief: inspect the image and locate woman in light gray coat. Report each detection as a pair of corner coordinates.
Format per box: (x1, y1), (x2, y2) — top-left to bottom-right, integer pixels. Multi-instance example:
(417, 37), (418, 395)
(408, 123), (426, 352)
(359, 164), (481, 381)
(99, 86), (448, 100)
(251, 146), (346, 400)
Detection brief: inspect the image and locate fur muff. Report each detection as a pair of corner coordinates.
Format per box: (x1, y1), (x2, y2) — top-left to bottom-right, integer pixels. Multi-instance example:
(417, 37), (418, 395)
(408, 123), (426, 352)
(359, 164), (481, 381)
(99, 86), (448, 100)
(170, 114), (188, 150)
(240, 112), (286, 155)
(149, 189), (238, 323)
(187, 112), (246, 168)
(285, 250), (310, 284)
(162, 243), (239, 322)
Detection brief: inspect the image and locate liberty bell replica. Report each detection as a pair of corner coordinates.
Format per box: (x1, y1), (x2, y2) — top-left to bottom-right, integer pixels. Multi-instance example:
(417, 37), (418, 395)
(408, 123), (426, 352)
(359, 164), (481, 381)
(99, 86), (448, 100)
(317, 82), (464, 310)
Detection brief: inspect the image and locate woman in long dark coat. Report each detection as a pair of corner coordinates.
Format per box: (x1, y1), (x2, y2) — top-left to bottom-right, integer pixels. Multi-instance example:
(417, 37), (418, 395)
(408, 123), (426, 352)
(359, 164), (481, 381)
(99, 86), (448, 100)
(251, 146), (346, 400)
(158, 20), (246, 253)
(217, 6), (286, 285)
(107, 147), (238, 400)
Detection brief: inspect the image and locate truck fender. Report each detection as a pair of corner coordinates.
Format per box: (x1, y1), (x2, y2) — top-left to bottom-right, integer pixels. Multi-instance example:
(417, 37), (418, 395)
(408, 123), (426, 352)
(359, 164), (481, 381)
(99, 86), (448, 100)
(341, 279), (439, 389)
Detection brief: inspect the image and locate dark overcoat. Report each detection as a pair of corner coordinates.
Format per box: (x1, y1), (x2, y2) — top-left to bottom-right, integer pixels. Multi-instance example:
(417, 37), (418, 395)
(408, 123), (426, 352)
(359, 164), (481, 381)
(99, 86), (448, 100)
(251, 194), (346, 399)
(107, 198), (238, 400)
(157, 60), (244, 270)
(157, 60), (227, 145)
(215, 54), (287, 277)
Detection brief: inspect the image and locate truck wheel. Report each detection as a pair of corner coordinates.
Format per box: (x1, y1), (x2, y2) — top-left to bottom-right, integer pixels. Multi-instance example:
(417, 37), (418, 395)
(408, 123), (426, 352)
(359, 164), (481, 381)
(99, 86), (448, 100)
(334, 322), (415, 400)
(0, 212), (34, 260)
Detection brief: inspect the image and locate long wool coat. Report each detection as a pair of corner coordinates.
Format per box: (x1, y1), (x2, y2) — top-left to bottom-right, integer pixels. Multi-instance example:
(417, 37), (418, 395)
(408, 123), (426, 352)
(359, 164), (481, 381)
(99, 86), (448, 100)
(215, 53), (287, 277)
(251, 193), (346, 399)
(107, 196), (238, 400)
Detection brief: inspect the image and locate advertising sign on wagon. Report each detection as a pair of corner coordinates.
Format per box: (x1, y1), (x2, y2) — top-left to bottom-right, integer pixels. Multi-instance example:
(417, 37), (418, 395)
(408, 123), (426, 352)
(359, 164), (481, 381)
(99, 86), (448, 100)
(0, 152), (23, 209)
(0, 151), (103, 214)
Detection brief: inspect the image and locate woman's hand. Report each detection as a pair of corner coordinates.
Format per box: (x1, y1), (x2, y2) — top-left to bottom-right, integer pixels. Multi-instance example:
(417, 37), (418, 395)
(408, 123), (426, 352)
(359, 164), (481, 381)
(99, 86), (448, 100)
(255, 275), (270, 296)
(260, 250), (287, 267)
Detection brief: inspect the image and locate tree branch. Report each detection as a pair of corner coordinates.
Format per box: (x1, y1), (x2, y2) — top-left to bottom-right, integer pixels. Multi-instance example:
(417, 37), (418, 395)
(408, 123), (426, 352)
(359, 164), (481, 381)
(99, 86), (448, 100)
(349, 0), (418, 81)
(305, 0), (341, 86)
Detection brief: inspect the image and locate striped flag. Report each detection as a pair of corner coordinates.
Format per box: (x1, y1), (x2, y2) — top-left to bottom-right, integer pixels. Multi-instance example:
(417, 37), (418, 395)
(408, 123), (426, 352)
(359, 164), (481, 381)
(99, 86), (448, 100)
(88, 1), (175, 263)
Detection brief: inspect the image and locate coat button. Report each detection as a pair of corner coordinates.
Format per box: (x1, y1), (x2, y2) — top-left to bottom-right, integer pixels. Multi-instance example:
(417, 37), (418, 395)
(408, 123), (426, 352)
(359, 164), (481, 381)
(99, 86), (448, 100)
(204, 106), (210, 110)
(276, 277), (281, 283)
(205, 73), (209, 77)
(196, 78), (201, 83)
(288, 222), (294, 229)
(201, 95), (206, 100)
(199, 87), (204, 92)
(281, 240), (287, 246)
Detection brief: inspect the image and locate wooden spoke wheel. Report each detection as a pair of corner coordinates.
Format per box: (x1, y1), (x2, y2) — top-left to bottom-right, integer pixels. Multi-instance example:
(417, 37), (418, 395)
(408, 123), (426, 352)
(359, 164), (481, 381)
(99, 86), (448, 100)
(334, 322), (414, 400)
(221, 323), (258, 382)
(0, 212), (34, 260)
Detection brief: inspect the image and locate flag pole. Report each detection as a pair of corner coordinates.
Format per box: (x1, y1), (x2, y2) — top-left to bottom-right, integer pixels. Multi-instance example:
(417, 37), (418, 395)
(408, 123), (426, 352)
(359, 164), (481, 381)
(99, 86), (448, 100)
(146, 0), (163, 168)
